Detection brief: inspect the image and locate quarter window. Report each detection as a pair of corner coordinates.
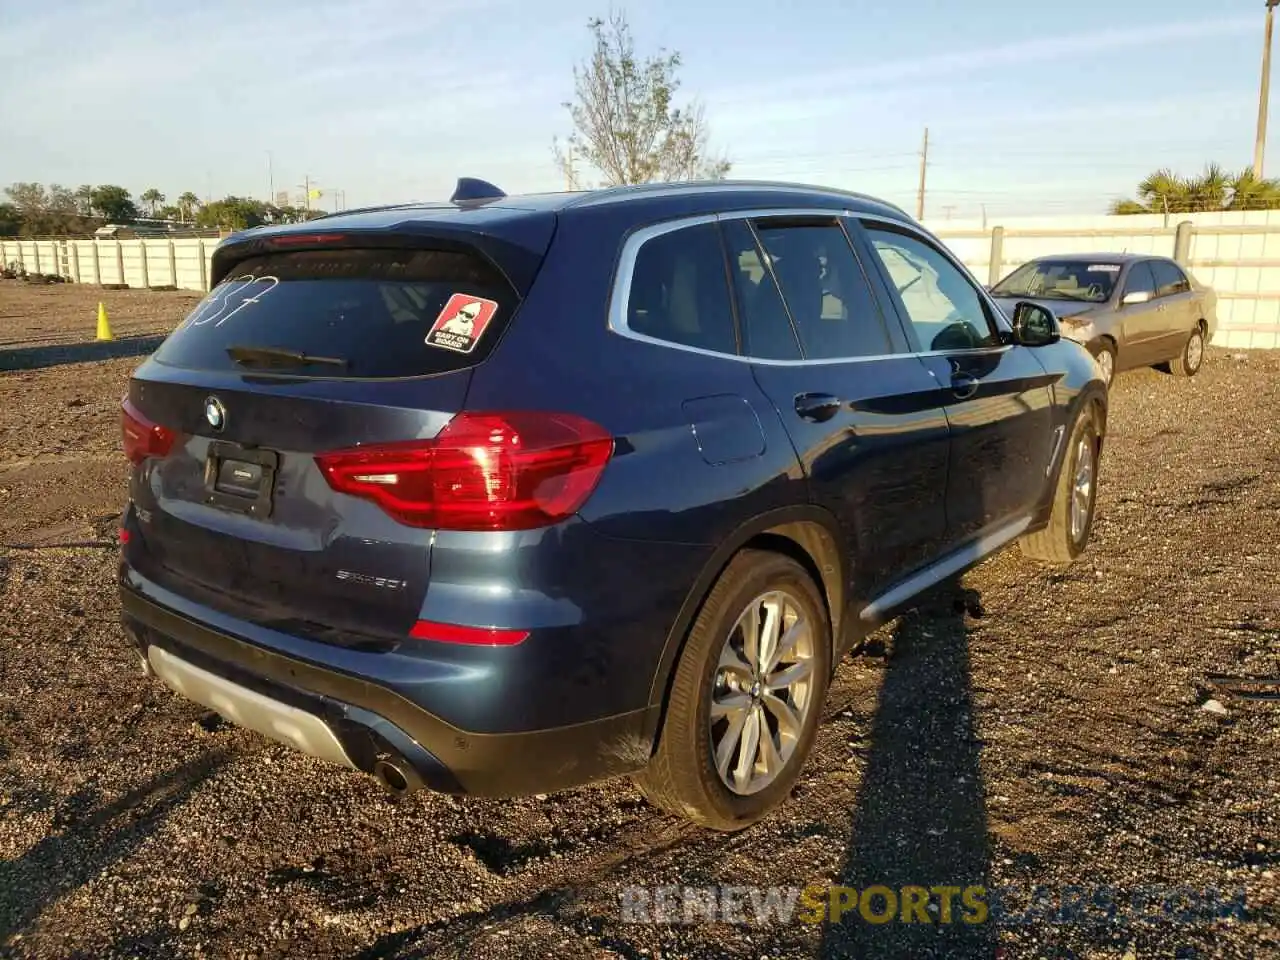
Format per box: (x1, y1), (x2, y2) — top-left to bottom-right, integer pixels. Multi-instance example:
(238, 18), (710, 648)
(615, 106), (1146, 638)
(863, 226), (1000, 352)
(625, 223), (738, 355)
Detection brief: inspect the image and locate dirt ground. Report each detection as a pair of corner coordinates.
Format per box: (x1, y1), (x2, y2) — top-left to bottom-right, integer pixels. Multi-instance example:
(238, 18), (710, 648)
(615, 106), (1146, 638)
(0, 282), (1277, 960)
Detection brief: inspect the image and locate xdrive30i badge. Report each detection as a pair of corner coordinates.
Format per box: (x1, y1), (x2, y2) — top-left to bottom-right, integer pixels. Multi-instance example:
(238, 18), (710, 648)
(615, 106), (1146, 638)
(336, 570), (408, 591)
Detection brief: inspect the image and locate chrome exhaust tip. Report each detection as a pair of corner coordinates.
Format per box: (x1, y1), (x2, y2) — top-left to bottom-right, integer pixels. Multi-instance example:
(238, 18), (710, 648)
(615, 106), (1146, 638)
(372, 758), (421, 797)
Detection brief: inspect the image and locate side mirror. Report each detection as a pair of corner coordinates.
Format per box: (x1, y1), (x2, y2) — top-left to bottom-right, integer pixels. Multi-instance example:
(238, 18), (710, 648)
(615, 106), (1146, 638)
(1010, 301), (1060, 347)
(1121, 290), (1151, 306)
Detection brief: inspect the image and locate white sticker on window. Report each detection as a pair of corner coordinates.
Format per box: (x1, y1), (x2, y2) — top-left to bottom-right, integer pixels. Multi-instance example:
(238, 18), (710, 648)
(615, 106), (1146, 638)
(1086, 264), (1121, 273)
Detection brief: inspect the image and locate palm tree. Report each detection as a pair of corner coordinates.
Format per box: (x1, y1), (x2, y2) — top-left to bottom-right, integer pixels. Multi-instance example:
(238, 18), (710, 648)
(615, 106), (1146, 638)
(177, 191), (200, 223)
(1109, 199), (1150, 215)
(1115, 164), (1280, 214)
(1186, 163), (1229, 212)
(140, 188), (165, 217)
(1135, 168), (1189, 214)
(1227, 169), (1280, 210)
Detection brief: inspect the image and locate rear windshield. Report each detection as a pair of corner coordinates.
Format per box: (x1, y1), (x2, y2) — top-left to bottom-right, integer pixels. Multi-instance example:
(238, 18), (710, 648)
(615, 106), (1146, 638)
(153, 248), (518, 377)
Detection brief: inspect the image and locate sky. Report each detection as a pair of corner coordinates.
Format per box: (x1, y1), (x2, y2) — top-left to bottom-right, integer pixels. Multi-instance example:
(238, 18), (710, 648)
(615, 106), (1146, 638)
(2, 0), (1275, 218)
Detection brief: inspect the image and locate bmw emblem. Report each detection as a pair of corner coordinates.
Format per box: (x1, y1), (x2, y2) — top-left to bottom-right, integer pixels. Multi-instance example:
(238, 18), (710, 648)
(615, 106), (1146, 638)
(204, 396), (226, 431)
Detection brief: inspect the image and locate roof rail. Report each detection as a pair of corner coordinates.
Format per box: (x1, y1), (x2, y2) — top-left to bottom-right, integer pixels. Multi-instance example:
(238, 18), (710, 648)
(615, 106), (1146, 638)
(451, 177), (507, 204)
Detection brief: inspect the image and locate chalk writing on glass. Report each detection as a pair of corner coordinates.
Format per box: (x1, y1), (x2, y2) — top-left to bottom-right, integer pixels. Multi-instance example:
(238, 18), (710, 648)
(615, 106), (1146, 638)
(185, 274), (280, 329)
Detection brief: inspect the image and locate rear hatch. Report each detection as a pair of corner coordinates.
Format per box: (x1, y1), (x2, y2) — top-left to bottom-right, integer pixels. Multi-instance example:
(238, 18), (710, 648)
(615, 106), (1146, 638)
(125, 221), (550, 647)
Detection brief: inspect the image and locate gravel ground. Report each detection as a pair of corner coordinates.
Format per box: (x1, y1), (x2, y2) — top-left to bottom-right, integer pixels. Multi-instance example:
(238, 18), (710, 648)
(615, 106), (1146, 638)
(1, 282), (1277, 959)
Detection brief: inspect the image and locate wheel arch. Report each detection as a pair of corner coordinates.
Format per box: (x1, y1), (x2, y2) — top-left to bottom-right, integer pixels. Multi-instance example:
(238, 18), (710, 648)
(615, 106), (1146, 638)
(641, 506), (846, 745)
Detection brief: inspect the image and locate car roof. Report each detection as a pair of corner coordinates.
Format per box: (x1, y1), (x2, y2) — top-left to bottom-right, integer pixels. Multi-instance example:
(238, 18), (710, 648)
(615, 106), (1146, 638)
(1030, 253), (1160, 265)
(259, 180), (913, 235)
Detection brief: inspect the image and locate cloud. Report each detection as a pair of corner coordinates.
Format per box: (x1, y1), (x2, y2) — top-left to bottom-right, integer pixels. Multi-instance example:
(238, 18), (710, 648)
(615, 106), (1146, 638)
(705, 17), (1256, 110)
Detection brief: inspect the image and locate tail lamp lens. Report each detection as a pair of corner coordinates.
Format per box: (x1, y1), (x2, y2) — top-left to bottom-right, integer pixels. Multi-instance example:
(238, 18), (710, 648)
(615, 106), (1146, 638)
(121, 397), (176, 465)
(314, 411), (613, 531)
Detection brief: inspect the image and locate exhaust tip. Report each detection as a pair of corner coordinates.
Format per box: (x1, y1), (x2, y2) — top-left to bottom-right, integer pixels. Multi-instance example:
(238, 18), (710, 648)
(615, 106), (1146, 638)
(372, 758), (419, 797)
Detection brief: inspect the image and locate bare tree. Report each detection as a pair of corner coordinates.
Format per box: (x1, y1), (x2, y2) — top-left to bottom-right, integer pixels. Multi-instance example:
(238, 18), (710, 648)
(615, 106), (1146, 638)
(554, 13), (729, 188)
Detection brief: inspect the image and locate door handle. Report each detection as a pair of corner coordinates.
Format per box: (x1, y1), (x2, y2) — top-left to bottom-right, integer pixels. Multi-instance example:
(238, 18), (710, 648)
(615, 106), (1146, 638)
(950, 374), (979, 400)
(794, 392), (843, 423)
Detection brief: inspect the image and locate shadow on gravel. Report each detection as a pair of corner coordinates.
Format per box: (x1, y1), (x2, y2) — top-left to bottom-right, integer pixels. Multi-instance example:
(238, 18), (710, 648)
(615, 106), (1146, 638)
(0, 335), (165, 371)
(821, 577), (996, 959)
(0, 749), (232, 943)
(353, 818), (698, 960)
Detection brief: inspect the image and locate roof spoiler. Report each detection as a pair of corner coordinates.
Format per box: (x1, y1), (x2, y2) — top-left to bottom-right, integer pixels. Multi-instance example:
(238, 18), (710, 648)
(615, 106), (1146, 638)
(451, 177), (506, 205)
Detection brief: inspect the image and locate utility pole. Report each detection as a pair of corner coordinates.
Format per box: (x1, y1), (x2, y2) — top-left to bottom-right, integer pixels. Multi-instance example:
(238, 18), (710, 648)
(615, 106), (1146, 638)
(1255, 0), (1280, 179)
(565, 144), (577, 191)
(916, 126), (929, 221)
(268, 151), (274, 203)
(942, 205), (956, 220)
(299, 176), (315, 212)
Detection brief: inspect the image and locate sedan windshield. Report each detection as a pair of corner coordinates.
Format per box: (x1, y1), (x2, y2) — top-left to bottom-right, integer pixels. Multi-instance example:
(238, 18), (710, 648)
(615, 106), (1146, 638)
(991, 260), (1122, 303)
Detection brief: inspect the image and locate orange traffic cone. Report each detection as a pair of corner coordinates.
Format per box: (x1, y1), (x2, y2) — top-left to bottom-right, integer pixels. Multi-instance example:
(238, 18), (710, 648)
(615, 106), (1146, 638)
(96, 302), (113, 341)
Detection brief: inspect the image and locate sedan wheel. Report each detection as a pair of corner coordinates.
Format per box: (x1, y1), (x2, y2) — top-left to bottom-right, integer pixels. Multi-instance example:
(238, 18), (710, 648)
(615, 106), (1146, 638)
(1096, 348), (1114, 386)
(1169, 324), (1206, 377)
(1091, 341), (1116, 386)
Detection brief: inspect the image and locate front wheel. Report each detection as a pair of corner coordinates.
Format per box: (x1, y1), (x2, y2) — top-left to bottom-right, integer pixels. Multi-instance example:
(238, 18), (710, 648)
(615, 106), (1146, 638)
(1089, 339), (1117, 387)
(1168, 323), (1205, 377)
(635, 550), (831, 831)
(1020, 414), (1099, 565)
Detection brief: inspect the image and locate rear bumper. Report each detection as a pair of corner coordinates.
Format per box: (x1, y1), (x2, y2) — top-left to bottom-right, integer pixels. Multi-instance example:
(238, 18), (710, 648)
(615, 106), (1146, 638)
(120, 579), (657, 797)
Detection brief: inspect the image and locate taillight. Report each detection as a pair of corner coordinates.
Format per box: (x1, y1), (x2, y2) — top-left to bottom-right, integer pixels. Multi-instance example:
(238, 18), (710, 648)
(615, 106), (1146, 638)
(121, 396), (176, 465)
(315, 411), (614, 531)
(409, 620), (528, 645)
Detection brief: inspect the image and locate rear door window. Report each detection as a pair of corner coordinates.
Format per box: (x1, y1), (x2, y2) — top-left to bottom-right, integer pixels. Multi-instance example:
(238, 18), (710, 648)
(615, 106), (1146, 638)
(153, 247), (518, 377)
(751, 219), (894, 359)
(1151, 259), (1190, 297)
(721, 219), (803, 360)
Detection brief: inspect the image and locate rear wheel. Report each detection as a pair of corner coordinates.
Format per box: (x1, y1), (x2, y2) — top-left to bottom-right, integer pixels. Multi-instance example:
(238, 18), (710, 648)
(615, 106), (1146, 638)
(1020, 414), (1099, 565)
(1168, 322), (1206, 377)
(635, 550), (831, 831)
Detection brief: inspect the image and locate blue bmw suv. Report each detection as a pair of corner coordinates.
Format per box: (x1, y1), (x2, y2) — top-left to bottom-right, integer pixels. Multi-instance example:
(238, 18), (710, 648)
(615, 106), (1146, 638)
(119, 179), (1106, 830)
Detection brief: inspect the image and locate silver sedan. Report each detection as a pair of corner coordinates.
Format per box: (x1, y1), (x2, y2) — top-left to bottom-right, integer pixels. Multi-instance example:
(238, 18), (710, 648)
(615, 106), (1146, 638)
(990, 254), (1217, 385)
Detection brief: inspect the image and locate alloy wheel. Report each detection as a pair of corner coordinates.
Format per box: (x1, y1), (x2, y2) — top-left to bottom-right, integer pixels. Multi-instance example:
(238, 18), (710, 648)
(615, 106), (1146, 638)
(1070, 435), (1095, 543)
(709, 590), (816, 796)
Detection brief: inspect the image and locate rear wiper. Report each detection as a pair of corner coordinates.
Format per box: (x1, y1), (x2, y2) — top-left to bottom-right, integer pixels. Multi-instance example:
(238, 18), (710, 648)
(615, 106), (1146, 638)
(226, 345), (348, 370)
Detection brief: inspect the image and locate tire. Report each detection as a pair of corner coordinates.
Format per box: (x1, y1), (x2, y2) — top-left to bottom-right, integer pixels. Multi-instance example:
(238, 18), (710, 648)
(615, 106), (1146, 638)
(1020, 414), (1099, 565)
(1168, 322), (1206, 377)
(635, 550), (831, 831)
(1089, 339), (1117, 387)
